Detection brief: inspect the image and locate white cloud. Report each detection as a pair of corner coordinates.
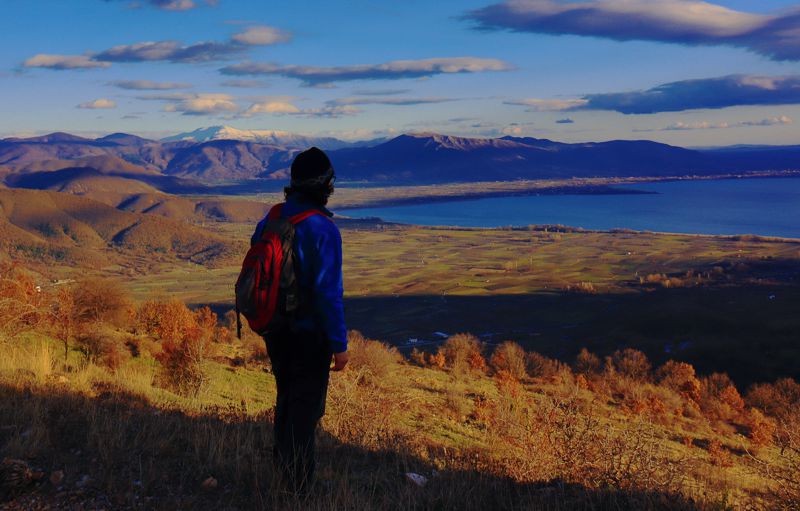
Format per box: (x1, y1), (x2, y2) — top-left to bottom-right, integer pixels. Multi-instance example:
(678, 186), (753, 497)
(221, 79), (270, 88)
(154, 0), (196, 10)
(221, 57), (514, 85)
(741, 115), (793, 126)
(658, 116), (793, 131)
(243, 101), (301, 115)
(328, 96), (456, 106)
(241, 101), (361, 118)
(466, 0), (800, 61)
(158, 93), (238, 115)
(77, 98), (117, 109)
(231, 25), (291, 46)
(23, 54), (110, 70)
(110, 80), (191, 90)
(504, 98), (589, 111)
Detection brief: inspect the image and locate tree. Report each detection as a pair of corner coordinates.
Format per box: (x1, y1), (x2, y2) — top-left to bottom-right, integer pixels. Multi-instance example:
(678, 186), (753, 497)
(51, 286), (76, 363)
(73, 278), (131, 327)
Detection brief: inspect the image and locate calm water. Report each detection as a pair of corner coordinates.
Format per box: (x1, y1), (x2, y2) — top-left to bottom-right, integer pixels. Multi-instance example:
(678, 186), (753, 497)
(344, 178), (800, 238)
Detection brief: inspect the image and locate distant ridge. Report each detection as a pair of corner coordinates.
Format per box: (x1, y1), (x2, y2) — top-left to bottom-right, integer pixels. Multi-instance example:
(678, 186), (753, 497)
(1, 129), (798, 186)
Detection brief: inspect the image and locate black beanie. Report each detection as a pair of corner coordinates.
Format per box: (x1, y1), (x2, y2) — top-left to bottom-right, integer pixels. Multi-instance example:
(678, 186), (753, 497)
(290, 147), (333, 187)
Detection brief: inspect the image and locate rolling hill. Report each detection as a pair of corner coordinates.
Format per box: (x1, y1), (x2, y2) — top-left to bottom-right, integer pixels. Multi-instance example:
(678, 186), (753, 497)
(0, 188), (243, 269)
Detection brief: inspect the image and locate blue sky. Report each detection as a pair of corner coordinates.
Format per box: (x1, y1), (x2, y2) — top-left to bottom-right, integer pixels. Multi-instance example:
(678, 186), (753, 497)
(2, 0), (800, 146)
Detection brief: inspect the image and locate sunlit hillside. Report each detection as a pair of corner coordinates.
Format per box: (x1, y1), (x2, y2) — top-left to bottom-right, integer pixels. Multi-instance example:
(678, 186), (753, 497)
(1, 260), (798, 510)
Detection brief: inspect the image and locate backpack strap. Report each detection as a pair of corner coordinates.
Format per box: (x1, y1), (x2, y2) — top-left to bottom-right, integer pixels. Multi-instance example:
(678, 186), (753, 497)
(288, 210), (330, 225)
(267, 203), (284, 221)
(266, 202), (333, 225)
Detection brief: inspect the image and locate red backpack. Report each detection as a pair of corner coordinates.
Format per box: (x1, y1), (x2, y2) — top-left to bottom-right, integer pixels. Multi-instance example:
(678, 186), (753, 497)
(235, 203), (325, 338)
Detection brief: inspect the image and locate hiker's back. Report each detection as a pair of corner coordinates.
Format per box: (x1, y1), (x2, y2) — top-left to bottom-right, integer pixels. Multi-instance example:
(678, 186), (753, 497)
(250, 194), (346, 351)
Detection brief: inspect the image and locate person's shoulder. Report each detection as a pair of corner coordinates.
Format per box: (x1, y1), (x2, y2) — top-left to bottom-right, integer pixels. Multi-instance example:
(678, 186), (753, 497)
(306, 212), (339, 234)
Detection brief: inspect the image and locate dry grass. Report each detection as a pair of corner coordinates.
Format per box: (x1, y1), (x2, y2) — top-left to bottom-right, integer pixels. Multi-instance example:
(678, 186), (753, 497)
(1, 262), (798, 509)
(0, 330), (796, 510)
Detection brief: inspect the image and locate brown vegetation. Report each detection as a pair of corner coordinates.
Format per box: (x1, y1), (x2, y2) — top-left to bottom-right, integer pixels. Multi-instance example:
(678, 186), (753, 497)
(0, 267), (799, 509)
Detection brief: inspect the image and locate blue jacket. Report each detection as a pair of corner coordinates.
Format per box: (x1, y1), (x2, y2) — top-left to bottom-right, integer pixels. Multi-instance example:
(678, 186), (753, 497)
(251, 194), (347, 353)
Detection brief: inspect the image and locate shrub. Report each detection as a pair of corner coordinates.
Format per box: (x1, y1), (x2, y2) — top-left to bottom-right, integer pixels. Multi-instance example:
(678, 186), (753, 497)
(526, 352), (566, 379)
(438, 333), (486, 377)
(240, 334), (268, 365)
(193, 306), (218, 341)
(657, 360), (701, 403)
(138, 299), (214, 396)
(73, 278), (132, 327)
(0, 261), (45, 336)
(409, 348), (427, 367)
(610, 348), (652, 382)
(747, 408), (776, 449)
(490, 341), (527, 380)
(746, 378), (800, 419)
(699, 372), (744, 422)
(156, 324), (209, 397)
(135, 298), (195, 342)
(565, 281), (597, 294)
(347, 330), (401, 383)
(707, 439), (733, 467)
(75, 331), (128, 370)
(574, 348), (601, 377)
(444, 386), (469, 420)
(428, 351), (446, 369)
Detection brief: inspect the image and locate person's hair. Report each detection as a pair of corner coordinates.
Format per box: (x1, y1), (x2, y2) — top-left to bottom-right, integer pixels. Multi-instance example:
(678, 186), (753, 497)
(285, 146), (335, 206)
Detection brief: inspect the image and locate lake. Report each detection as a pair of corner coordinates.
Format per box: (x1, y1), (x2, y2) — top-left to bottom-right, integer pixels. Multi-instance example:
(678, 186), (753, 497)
(343, 177), (800, 238)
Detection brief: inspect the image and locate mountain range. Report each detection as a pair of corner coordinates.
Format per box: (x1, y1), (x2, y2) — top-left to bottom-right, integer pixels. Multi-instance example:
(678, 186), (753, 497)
(1, 127), (798, 189)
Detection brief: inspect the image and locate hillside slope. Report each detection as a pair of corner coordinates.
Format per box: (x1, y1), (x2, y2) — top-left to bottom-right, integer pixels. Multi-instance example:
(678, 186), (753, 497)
(0, 188), (242, 268)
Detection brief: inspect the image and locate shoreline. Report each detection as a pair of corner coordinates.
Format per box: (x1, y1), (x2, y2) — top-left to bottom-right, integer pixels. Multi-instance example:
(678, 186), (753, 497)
(331, 170), (800, 211)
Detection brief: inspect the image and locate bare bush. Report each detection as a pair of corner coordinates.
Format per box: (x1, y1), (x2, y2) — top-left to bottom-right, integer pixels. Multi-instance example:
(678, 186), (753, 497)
(347, 330), (401, 384)
(656, 360), (701, 404)
(156, 324), (209, 397)
(438, 333), (486, 378)
(0, 262), (45, 336)
(76, 330), (128, 370)
(610, 348), (652, 382)
(538, 396), (688, 493)
(699, 372), (744, 422)
(324, 369), (403, 449)
(409, 348), (427, 367)
(526, 351), (567, 380)
(73, 278), (132, 327)
(746, 408), (776, 449)
(574, 348), (602, 377)
(490, 341), (527, 380)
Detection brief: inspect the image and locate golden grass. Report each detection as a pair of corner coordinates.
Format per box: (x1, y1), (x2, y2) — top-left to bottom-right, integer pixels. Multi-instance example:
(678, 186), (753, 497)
(0, 329), (795, 510)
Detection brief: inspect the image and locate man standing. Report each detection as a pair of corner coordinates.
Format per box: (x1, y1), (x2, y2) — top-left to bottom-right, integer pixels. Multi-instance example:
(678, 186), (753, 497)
(251, 147), (348, 491)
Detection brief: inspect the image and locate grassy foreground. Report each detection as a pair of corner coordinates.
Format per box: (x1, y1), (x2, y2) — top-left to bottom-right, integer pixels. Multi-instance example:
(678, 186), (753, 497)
(0, 315), (798, 509)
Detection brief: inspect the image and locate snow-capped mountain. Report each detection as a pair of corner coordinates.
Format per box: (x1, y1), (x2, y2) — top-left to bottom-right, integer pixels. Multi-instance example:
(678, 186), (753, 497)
(160, 126), (353, 150)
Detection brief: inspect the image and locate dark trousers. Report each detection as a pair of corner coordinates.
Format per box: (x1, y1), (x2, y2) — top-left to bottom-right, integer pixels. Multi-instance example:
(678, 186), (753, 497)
(264, 329), (331, 490)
